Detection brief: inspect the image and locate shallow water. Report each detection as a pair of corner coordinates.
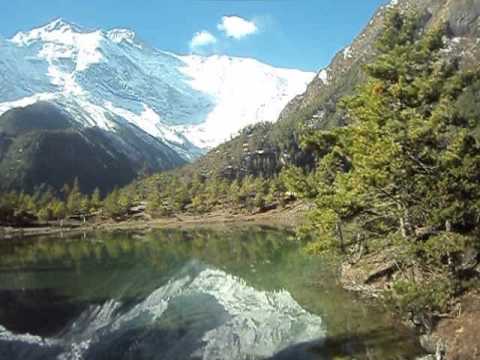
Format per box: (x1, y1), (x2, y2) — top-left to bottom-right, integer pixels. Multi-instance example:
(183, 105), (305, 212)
(0, 226), (424, 359)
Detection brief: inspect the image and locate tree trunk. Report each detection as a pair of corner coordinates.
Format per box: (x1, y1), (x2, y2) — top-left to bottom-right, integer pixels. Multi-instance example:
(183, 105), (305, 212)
(399, 205), (411, 239)
(445, 220), (452, 232)
(336, 221), (345, 253)
(400, 216), (407, 238)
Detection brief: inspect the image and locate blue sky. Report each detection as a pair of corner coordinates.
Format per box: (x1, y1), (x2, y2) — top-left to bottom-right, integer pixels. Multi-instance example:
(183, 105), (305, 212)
(0, 0), (389, 72)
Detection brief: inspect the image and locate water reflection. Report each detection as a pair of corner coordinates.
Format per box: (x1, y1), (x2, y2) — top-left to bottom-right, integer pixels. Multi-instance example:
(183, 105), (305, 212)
(0, 260), (324, 359)
(0, 226), (423, 359)
(269, 328), (422, 360)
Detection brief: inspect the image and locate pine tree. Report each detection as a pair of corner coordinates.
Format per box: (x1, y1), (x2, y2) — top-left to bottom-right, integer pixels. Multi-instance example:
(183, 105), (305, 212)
(67, 178), (82, 215)
(37, 207), (52, 222)
(50, 200), (66, 220)
(103, 188), (121, 218)
(91, 188), (102, 210)
(302, 10), (480, 261)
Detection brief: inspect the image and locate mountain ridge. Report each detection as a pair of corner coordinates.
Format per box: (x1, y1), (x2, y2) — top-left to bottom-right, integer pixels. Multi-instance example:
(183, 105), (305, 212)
(0, 19), (314, 192)
(1, 19), (315, 155)
(185, 0), (480, 181)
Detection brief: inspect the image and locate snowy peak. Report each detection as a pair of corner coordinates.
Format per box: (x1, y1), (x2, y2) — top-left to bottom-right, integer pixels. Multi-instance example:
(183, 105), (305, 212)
(10, 18), (104, 72)
(177, 54), (315, 148)
(106, 28), (137, 44)
(11, 18), (86, 45)
(0, 20), (315, 160)
(12, 19), (139, 48)
(39, 18), (80, 32)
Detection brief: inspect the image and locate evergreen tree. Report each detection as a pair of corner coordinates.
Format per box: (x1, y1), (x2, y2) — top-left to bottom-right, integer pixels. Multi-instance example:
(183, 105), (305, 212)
(91, 188), (102, 210)
(50, 200), (66, 220)
(37, 207), (52, 222)
(67, 178), (82, 215)
(103, 188), (121, 218)
(297, 10), (480, 312)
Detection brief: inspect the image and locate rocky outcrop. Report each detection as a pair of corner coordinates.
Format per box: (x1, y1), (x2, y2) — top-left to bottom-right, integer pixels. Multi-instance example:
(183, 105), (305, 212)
(340, 250), (480, 360)
(279, 0), (480, 133)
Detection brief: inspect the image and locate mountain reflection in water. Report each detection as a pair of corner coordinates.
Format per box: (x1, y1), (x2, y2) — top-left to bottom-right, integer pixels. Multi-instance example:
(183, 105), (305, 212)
(0, 226), (424, 359)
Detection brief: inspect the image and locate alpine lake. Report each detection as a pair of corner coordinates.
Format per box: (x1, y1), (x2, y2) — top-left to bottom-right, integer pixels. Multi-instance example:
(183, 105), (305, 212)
(0, 225), (425, 359)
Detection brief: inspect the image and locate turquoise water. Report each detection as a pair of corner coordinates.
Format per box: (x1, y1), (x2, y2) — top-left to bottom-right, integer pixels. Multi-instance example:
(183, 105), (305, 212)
(0, 226), (423, 359)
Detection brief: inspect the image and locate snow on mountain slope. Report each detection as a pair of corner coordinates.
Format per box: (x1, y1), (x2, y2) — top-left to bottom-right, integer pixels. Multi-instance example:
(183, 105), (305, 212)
(0, 19), (315, 159)
(177, 55), (314, 148)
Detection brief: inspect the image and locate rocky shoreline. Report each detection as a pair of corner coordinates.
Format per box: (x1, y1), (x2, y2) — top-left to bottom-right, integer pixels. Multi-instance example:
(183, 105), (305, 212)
(340, 251), (480, 360)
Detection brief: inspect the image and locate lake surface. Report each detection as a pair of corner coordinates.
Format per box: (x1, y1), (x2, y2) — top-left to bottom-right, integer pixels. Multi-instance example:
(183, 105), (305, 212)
(0, 225), (424, 359)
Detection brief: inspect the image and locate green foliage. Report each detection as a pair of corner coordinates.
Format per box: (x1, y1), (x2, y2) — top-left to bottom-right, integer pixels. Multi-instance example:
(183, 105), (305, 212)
(388, 276), (454, 316)
(146, 192), (170, 217)
(423, 233), (471, 266)
(37, 207), (52, 222)
(0, 179), (99, 224)
(90, 188), (102, 210)
(103, 189), (126, 218)
(292, 10), (480, 315)
(109, 162), (293, 219)
(50, 199), (66, 220)
(67, 178), (82, 215)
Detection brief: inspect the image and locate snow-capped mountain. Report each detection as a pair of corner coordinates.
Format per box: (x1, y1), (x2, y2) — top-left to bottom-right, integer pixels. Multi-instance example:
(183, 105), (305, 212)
(0, 19), (315, 159)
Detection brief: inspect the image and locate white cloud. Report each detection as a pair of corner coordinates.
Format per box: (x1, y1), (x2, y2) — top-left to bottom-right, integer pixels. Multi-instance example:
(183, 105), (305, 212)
(217, 16), (258, 39)
(189, 30), (217, 51)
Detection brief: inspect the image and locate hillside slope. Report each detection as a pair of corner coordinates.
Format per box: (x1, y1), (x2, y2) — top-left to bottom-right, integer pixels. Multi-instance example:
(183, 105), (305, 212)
(0, 103), (184, 193)
(187, 0), (480, 180)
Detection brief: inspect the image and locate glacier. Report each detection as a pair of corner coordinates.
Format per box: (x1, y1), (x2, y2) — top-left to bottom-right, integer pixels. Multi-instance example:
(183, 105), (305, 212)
(0, 19), (315, 160)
